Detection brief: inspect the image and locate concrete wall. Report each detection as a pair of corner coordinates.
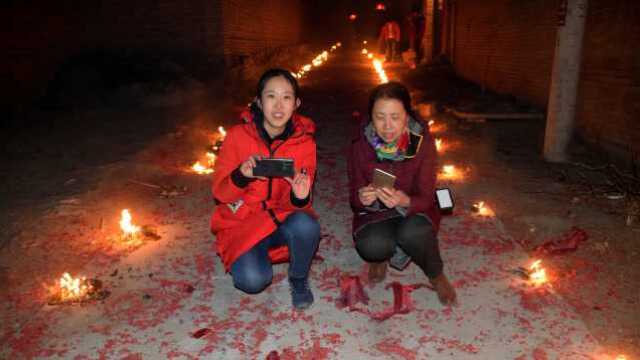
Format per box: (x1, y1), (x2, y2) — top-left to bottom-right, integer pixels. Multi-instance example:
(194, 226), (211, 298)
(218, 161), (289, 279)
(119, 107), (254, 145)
(1, 0), (305, 112)
(449, 0), (640, 159)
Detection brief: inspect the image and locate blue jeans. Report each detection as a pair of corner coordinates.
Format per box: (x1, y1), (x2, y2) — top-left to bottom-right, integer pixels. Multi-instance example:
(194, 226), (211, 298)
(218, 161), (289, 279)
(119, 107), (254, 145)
(230, 211), (320, 294)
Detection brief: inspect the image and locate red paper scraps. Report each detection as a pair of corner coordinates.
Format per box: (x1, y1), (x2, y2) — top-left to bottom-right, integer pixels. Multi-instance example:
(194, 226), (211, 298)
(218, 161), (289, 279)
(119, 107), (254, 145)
(371, 282), (424, 321)
(265, 350), (280, 360)
(336, 275), (369, 309)
(191, 328), (212, 339)
(534, 227), (587, 255)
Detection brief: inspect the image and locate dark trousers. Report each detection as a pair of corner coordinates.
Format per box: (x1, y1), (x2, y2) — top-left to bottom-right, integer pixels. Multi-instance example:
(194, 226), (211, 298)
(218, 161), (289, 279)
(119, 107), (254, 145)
(354, 214), (443, 279)
(231, 211), (320, 294)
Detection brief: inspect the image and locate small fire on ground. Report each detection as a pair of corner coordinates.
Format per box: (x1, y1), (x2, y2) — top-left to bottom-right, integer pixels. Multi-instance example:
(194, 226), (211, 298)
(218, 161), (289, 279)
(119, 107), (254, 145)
(438, 164), (463, 181)
(472, 201), (495, 217)
(48, 272), (108, 305)
(191, 126), (226, 175)
(120, 209), (140, 241)
(529, 260), (548, 286)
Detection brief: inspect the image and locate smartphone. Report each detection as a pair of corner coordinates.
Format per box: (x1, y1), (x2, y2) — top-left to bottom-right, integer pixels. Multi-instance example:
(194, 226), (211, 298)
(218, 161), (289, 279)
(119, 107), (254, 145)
(372, 168), (396, 189)
(253, 158), (295, 177)
(435, 187), (454, 213)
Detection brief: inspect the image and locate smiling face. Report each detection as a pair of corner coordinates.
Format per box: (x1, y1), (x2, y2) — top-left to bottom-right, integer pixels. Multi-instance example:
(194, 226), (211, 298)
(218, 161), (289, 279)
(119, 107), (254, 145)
(371, 97), (408, 143)
(257, 75), (300, 138)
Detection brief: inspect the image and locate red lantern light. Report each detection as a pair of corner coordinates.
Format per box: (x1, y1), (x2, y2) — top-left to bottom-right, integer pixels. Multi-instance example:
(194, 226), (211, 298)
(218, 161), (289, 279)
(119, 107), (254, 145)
(348, 13), (357, 21)
(376, 3), (386, 11)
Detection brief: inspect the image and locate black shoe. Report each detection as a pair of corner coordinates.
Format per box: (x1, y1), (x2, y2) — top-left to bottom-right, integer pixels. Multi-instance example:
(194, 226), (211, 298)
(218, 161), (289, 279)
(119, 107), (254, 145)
(289, 277), (314, 310)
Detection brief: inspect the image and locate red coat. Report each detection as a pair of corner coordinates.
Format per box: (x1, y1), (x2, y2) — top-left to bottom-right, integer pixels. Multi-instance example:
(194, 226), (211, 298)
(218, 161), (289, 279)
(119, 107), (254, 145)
(380, 21), (401, 41)
(211, 110), (317, 270)
(347, 118), (441, 236)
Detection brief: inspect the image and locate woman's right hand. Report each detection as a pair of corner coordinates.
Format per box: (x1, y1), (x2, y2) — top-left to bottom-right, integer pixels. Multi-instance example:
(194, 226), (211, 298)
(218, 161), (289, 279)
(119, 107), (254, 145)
(239, 155), (265, 179)
(358, 185), (377, 206)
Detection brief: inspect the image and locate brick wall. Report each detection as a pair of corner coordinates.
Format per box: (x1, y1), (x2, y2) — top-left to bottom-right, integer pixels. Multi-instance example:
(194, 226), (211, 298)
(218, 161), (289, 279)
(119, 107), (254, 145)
(1, 0), (305, 112)
(575, 0), (640, 156)
(452, 0), (559, 107)
(450, 0), (640, 159)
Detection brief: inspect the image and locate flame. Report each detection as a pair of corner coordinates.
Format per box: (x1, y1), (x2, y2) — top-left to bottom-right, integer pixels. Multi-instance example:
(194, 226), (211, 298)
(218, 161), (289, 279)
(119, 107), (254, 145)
(192, 161), (213, 175)
(120, 209), (140, 238)
(529, 260), (547, 286)
(372, 59), (388, 83)
(217, 126), (226, 140)
(362, 48), (368, 54)
(428, 120), (435, 127)
(58, 272), (92, 301)
(435, 138), (443, 152)
(439, 164), (462, 181)
(363, 40), (368, 44)
(473, 201), (495, 217)
(367, 53), (373, 59)
(615, 355), (627, 360)
(205, 152), (217, 165)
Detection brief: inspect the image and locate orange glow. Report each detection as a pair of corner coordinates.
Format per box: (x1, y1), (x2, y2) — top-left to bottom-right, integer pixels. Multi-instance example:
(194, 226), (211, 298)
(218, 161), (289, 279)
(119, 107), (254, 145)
(376, 3), (386, 11)
(428, 120), (435, 127)
(439, 164), (462, 181)
(367, 53), (373, 59)
(349, 13), (357, 21)
(361, 48), (368, 55)
(372, 59), (388, 83)
(615, 355), (627, 360)
(472, 201), (495, 217)
(58, 272), (92, 302)
(120, 209), (140, 241)
(435, 138), (443, 152)
(529, 260), (548, 286)
(217, 126), (226, 140)
(191, 161), (213, 175)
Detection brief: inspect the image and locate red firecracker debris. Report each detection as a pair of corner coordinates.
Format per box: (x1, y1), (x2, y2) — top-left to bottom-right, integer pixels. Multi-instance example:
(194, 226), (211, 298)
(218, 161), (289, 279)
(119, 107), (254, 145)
(371, 282), (424, 321)
(265, 350), (280, 360)
(336, 275), (369, 309)
(534, 226), (587, 255)
(191, 328), (212, 339)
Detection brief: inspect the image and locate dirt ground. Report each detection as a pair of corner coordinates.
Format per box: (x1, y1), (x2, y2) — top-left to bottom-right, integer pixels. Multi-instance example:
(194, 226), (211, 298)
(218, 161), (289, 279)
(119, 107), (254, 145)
(1, 49), (638, 358)
(402, 65), (640, 357)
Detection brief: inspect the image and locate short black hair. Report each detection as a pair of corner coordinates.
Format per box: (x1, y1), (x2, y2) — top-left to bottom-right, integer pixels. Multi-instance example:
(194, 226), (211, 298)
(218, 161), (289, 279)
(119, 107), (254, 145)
(256, 68), (300, 99)
(368, 81), (416, 119)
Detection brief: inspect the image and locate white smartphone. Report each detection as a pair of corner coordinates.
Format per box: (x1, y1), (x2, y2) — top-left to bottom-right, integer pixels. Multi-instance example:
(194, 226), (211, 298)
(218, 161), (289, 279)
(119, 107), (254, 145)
(435, 188), (454, 212)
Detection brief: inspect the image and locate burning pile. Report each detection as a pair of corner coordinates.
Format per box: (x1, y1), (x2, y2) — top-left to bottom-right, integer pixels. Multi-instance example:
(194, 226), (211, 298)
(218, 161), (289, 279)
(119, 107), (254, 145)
(510, 259), (549, 287)
(48, 272), (109, 305)
(117, 208), (160, 244)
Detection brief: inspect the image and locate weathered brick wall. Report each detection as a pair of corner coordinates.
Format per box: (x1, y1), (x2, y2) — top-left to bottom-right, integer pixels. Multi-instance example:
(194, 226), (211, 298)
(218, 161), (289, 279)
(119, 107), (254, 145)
(575, 0), (640, 156)
(451, 0), (639, 159)
(1, 0), (304, 112)
(452, 0), (558, 107)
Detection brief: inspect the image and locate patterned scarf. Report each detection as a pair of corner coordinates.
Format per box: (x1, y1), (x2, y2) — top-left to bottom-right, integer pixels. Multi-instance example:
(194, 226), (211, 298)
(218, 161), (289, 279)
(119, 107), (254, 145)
(365, 122), (410, 161)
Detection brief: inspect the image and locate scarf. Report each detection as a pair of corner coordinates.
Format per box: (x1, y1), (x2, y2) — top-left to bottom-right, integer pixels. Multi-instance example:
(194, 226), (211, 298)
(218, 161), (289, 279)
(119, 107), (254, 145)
(365, 123), (410, 161)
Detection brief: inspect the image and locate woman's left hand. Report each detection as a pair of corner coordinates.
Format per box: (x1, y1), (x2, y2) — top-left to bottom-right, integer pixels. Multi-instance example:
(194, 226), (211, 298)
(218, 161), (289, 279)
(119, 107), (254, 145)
(285, 169), (311, 200)
(375, 187), (411, 208)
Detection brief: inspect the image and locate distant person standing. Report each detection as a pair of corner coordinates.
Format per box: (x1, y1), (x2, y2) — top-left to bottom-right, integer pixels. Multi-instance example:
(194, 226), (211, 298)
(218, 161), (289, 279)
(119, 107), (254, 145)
(379, 18), (401, 62)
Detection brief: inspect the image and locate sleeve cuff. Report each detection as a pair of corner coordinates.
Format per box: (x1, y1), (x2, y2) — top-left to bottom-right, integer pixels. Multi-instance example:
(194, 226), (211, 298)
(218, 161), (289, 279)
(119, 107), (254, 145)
(291, 191), (311, 208)
(231, 167), (254, 188)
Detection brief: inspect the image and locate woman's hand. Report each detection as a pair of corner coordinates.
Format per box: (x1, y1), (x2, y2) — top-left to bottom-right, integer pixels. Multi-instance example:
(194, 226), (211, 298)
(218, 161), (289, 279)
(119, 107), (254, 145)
(358, 185), (377, 206)
(239, 155), (266, 180)
(375, 187), (411, 208)
(285, 169), (311, 200)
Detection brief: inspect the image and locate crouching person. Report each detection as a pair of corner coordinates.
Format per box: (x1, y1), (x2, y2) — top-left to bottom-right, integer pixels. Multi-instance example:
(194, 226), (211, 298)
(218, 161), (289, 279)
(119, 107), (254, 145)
(211, 68), (320, 310)
(347, 81), (457, 305)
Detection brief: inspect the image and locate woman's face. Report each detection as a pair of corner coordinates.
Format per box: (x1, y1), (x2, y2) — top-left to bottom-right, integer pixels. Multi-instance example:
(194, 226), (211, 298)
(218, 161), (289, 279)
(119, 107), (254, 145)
(258, 76), (300, 137)
(371, 98), (408, 143)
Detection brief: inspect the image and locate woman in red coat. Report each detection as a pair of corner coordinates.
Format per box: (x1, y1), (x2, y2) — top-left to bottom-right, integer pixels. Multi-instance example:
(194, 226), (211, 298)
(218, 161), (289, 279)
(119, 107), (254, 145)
(211, 68), (319, 310)
(347, 82), (457, 305)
